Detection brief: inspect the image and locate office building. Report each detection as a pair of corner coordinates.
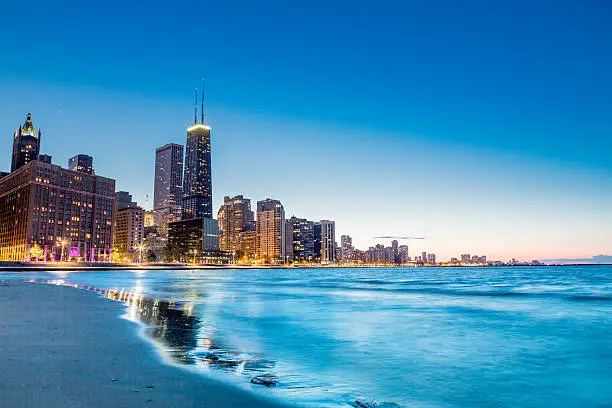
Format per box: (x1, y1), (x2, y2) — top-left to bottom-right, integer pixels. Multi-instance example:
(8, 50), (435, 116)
(116, 191), (138, 209)
(340, 235), (353, 263)
(217, 195), (255, 254)
(0, 159), (115, 261)
(285, 220), (294, 262)
(144, 210), (155, 227)
(11, 113), (41, 172)
(398, 245), (409, 264)
(112, 201), (144, 262)
(68, 154), (94, 175)
(318, 220), (336, 263)
(256, 199), (286, 262)
(289, 216), (315, 262)
(166, 217), (219, 262)
(182, 89), (212, 220)
(153, 143), (183, 233)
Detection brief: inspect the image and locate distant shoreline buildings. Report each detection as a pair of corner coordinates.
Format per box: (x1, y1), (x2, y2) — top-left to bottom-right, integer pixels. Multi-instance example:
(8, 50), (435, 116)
(0, 93), (541, 266)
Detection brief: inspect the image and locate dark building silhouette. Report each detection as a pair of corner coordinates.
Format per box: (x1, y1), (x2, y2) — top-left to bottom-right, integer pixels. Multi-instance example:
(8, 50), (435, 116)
(11, 113), (41, 172)
(182, 88), (212, 220)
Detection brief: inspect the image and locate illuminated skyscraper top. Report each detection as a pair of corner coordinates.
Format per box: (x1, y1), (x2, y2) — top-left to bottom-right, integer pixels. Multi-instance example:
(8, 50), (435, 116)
(11, 113), (41, 172)
(182, 85), (213, 220)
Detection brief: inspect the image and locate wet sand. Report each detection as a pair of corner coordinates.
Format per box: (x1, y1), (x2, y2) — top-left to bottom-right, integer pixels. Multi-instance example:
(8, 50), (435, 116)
(0, 281), (294, 408)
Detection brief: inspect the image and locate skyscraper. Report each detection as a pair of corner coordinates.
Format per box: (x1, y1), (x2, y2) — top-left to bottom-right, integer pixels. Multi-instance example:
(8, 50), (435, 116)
(153, 143), (183, 228)
(289, 216), (315, 262)
(68, 154), (94, 175)
(391, 240), (399, 264)
(11, 113), (41, 172)
(256, 199), (286, 262)
(340, 235), (353, 262)
(182, 88), (212, 220)
(318, 220), (336, 263)
(217, 195), (254, 254)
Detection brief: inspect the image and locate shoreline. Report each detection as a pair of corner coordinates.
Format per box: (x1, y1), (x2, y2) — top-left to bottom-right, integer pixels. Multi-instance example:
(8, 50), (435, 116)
(0, 263), (608, 272)
(0, 281), (295, 408)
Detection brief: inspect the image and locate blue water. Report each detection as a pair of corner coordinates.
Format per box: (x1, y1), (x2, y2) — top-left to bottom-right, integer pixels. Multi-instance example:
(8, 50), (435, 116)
(2, 266), (611, 407)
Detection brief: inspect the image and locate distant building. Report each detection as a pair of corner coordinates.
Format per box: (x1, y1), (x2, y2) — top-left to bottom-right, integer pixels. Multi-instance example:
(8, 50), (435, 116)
(239, 229), (257, 260)
(422, 251), (427, 264)
(427, 253), (436, 264)
(144, 210), (155, 228)
(313, 222), (322, 261)
(478, 255), (487, 264)
(0, 160), (115, 261)
(256, 199), (286, 262)
(39, 154), (52, 164)
(143, 225), (165, 262)
(166, 217), (219, 261)
(461, 254), (471, 264)
(217, 195), (255, 255)
(11, 113), (41, 172)
(116, 191), (138, 209)
(153, 143), (183, 235)
(318, 220), (336, 263)
(398, 245), (409, 264)
(284, 220), (294, 262)
(392, 240), (399, 264)
(68, 154), (94, 175)
(340, 235), (353, 263)
(113, 205), (144, 262)
(289, 216), (315, 262)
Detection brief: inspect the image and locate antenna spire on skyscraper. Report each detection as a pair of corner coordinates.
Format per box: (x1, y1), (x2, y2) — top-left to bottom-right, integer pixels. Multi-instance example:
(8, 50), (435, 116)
(194, 88), (198, 125)
(201, 78), (205, 124)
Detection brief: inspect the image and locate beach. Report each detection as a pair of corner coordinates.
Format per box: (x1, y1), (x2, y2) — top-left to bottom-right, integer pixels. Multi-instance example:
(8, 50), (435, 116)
(0, 281), (292, 408)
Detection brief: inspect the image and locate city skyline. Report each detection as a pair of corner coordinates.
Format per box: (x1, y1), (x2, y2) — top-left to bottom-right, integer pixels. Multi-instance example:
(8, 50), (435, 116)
(1, 2), (611, 260)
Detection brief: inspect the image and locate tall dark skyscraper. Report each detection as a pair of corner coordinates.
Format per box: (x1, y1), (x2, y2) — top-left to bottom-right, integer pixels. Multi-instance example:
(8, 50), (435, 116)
(153, 143), (184, 233)
(182, 88), (212, 220)
(11, 113), (41, 172)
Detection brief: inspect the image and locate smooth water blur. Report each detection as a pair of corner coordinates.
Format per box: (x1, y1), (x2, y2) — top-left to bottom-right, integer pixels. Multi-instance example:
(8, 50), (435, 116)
(2, 266), (611, 407)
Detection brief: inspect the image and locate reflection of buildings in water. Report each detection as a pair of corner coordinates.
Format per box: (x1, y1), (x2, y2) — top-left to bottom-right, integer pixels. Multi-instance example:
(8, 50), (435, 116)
(47, 281), (276, 379)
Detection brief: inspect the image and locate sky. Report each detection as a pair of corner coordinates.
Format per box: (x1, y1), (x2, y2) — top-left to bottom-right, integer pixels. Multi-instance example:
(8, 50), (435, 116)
(0, 0), (611, 261)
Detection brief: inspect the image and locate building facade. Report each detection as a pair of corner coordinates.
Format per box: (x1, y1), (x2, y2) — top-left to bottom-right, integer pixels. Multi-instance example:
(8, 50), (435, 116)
(153, 143), (183, 233)
(318, 220), (336, 263)
(217, 195), (254, 254)
(11, 113), (41, 172)
(182, 123), (212, 220)
(289, 216), (314, 262)
(340, 235), (353, 263)
(68, 154), (94, 175)
(256, 199), (286, 262)
(112, 205), (144, 262)
(0, 160), (115, 261)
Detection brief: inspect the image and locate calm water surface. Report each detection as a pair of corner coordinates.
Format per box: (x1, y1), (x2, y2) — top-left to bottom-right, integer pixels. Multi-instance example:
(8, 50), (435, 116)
(2, 266), (611, 407)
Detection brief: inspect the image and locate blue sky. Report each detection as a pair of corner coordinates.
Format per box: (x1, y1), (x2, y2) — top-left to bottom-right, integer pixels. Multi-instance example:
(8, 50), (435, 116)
(1, 1), (611, 260)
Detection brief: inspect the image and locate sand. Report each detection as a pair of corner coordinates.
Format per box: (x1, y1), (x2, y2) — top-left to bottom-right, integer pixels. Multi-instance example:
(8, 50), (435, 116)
(0, 281), (295, 408)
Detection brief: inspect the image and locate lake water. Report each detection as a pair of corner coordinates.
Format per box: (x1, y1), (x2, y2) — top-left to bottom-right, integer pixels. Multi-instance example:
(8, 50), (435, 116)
(3, 266), (611, 407)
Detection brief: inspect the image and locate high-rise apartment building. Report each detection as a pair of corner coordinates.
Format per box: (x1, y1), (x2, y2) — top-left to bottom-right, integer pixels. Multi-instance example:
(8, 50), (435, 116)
(182, 89), (212, 220)
(153, 143), (183, 233)
(285, 220), (294, 262)
(398, 245), (409, 264)
(217, 195), (255, 254)
(68, 154), (94, 175)
(11, 113), (41, 172)
(0, 160), (115, 261)
(318, 220), (336, 263)
(289, 216), (314, 262)
(113, 203), (144, 262)
(340, 235), (353, 262)
(256, 199), (286, 262)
